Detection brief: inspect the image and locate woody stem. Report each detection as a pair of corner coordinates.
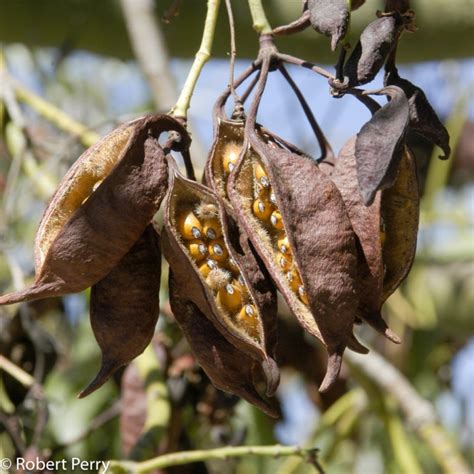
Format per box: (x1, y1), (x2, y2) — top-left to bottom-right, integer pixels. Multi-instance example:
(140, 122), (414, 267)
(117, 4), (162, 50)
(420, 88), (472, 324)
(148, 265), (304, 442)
(248, 0), (273, 34)
(170, 0), (220, 118)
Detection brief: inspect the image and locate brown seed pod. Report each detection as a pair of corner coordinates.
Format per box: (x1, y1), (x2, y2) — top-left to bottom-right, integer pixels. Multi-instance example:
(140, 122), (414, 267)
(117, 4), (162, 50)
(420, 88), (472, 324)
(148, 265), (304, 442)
(355, 86), (410, 205)
(162, 167), (279, 396)
(385, 66), (451, 160)
(168, 273), (279, 418)
(0, 114), (189, 306)
(307, 0), (351, 51)
(228, 135), (368, 392)
(331, 136), (399, 342)
(343, 13), (404, 86)
(381, 145), (420, 301)
(79, 224), (162, 398)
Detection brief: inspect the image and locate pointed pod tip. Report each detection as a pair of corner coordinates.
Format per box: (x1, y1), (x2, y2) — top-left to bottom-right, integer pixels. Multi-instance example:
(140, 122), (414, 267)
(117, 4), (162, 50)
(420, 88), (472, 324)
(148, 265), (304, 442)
(361, 188), (376, 206)
(348, 335), (369, 354)
(386, 328), (401, 344)
(78, 359), (122, 398)
(319, 351), (343, 393)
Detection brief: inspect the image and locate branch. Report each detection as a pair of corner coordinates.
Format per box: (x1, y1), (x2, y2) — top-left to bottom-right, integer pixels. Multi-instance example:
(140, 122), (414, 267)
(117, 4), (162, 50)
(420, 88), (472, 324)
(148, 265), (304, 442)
(346, 349), (470, 474)
(170, 0), (220, 118)
(12, 80), (100, 147)
(248, 0), (272, 34)
(0, 354), (36, 388)
(105, 445), (322, 474)
(120, 0), (177, 111)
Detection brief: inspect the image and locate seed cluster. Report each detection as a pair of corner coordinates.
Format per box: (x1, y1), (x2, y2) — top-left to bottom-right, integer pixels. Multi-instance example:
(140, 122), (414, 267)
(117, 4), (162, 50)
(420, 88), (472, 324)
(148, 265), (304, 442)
(176, 203), (260, 339)
(250, 161), (308, 306)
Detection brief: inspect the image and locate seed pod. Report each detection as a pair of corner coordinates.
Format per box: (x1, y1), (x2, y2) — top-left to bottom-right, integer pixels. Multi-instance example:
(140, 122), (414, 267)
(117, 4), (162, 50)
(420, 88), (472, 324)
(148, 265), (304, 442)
(0, 115), (189, 306)
(307, 0), (351, 51)
(79, 225), (161, 398)
(204, 96), (245, 203)
(385, 67), (451, 160)
(355, 86), (410, 205)
(228, 133), (368, 392)
(331, 136), (398, 342)
(343, 13), (404, 86)
(162, 168), (279, 396)
(168, 273), (279, 418)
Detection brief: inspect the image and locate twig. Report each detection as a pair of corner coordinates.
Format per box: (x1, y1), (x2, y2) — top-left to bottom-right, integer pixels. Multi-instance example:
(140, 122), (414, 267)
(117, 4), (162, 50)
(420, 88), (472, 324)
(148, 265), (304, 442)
(224, 0), (240, 106)
(120, 0), (177, 111)
(12, 80), (100, 147)
(171, 0), (220, 118)
(0, 354), (36, 388)
(346, 349), (470, 474)
(0, 411), (27, 454)
(248, 0), (273, 34)
(278, 53), (334, 80)
(106, 445), (322, 474)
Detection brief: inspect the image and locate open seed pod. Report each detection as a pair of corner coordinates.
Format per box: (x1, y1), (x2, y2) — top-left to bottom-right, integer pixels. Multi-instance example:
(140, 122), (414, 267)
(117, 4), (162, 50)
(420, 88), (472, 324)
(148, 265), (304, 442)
(79, 224), (162, 398)
(204, 90), (245, 203)
(162, 165), (279, 396)
(226, 59), (368, 393)
(343, 12), (405, 86)
(168, 273), (279, 418)
(0, 114), (189, 305)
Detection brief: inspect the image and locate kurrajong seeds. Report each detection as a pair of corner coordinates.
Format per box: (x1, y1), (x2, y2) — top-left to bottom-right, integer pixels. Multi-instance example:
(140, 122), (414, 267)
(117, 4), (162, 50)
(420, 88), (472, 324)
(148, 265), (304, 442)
(0, 0), (449, 414)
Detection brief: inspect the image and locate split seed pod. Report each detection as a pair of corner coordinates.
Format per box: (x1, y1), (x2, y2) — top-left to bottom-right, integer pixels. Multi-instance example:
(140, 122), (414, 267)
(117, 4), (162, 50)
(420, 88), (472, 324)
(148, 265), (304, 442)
(168, 273), (279, 418)
(344, 12), (404, 86)
(385, 66), (451, 160)
(307, 0), (352, 51)
(0, 115), (189, 305)
(228, 141), (367, 392)
(355, 86), (410, 205)
(162, 166), (279, 396)
(80, 224), (162, 398)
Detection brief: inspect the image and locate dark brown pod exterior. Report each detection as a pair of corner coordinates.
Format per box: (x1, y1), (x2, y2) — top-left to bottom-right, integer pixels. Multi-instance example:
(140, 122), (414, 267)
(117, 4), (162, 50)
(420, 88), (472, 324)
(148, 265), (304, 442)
(385, 67), (451, 160)
(0, 114), (189, 305)
(168, 272), (280, 418)
(381, 146), (420, 301)
(331, 137), (399, 343)
(79, 224), (161, 398)
(228, 134), (368, 393)
(162, 167), (279, 396)
(307, 0), (351, 50)
(343, 13), (403, 86)
(355, 86), (410, 205)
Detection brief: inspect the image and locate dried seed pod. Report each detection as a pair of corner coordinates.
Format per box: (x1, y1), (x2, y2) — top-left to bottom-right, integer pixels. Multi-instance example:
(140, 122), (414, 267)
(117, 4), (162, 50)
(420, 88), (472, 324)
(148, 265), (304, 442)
(307, 0), (351, 51)
(380, 145), (420, 301)
(162, 168), (279, 396)
(343, 13), (404, 86)
(331, 136), (398, 342)
(385, 67), (451, 160)
(79, 224), (162, 398)
(168, 273), (279, 418)
(355, 86), (410, 205)
(0, 114), (189, 306)
(228, 134), (367, 392)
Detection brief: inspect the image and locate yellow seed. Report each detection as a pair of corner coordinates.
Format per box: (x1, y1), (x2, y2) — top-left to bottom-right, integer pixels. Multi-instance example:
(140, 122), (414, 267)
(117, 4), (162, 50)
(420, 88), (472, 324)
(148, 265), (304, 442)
(236, 304), (259, 337)
(269, 190), (277, 205)
(298, 286), (309, 305)
(276, 252), (292, 272)
(255, 163), (269, 188)
(254, 182), (269, 198)
(270, 210), (284, 230)
(226, 258), (239, 273)
(203, 218), (222, 240)
(177, 211), (203, 240)
(277, 234), (291, 255)
(234, 275), (249, 299)
(218, 283), (243, 312)
(252, 199), (272, 221)
(199, 259), (219, 278)
(286, 268), (303, 293)
(186, 239), (208, 262)
(208, 239), (229, 262)
(222, 142), (241, 174)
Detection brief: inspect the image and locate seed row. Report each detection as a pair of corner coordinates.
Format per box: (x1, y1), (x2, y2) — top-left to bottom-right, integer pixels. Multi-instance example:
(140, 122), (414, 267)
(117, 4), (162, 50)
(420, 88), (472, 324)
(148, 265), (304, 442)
(177, 204), (259, 339)
(251, 162), (309, 305)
